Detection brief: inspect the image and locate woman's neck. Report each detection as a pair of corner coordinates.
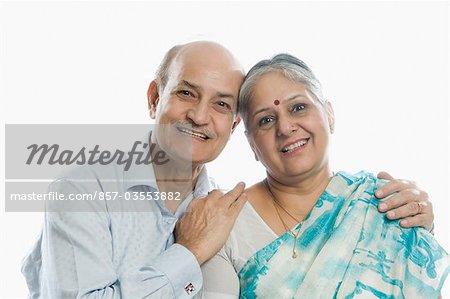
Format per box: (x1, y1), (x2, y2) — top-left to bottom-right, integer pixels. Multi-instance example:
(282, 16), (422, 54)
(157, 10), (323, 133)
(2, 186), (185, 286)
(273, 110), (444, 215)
(265, 166), (334, 218)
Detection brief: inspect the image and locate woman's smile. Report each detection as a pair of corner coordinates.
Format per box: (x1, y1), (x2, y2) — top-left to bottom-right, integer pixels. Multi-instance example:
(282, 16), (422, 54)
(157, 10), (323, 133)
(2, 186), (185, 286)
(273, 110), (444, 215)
(280, 138), (309, 156)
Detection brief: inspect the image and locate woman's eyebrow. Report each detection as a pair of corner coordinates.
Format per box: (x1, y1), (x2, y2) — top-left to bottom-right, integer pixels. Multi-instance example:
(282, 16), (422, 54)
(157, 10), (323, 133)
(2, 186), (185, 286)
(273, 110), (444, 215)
(251, 94), (308, 118)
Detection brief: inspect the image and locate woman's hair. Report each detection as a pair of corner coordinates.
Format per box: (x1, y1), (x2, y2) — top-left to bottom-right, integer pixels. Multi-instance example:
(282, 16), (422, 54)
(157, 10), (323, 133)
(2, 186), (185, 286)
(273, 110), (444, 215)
(238, 53), (325, 126)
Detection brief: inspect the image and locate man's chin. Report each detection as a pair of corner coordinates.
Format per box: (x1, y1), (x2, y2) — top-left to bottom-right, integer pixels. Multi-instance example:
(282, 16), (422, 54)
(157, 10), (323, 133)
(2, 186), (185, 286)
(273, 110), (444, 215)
(189, 151), (218, 164)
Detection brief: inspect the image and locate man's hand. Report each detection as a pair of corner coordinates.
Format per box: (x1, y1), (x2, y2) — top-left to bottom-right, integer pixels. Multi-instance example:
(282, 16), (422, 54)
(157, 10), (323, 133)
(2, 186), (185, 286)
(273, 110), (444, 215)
(175, 182), (248, 265)
(375, 171), (434, 231)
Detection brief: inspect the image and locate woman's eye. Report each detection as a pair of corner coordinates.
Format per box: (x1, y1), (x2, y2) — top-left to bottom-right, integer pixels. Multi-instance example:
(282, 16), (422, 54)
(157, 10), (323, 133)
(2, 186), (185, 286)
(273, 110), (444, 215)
(259, 116), (274, 126)
(292, 103), (306, 112)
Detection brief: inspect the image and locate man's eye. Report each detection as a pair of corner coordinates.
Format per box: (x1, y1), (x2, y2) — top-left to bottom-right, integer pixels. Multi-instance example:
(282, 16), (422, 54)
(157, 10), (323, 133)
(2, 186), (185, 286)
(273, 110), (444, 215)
(217, 101), (231, 110)
(292, 103), (306, 112)
(177, 90), (195, 97)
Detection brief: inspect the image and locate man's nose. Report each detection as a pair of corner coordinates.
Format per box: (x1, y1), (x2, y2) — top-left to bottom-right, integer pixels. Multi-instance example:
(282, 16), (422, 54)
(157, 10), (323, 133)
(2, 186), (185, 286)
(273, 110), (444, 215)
(186, 101), (211, 126)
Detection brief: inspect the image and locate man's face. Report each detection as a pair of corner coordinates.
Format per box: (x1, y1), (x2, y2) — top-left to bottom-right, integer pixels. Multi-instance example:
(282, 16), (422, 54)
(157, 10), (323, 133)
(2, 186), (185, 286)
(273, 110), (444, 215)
(151, 45), (243, 166)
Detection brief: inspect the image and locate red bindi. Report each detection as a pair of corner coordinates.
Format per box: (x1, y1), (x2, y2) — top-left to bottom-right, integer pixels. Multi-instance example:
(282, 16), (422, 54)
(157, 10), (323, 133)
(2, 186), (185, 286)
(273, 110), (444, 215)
(273, 99), (280, 106)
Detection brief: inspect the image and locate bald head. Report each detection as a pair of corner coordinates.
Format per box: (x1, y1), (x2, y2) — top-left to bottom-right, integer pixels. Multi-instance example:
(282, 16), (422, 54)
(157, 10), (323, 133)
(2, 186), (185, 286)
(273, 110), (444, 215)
(155, 41), (244, 93)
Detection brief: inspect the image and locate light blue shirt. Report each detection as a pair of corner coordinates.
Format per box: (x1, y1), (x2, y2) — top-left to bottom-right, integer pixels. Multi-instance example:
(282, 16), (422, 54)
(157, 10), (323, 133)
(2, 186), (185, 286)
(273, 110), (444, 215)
(21, 159), (218, 298)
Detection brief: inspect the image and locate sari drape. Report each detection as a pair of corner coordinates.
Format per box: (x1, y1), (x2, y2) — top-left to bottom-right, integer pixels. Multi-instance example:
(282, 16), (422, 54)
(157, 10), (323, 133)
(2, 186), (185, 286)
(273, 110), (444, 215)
(238, 171), (449, 299)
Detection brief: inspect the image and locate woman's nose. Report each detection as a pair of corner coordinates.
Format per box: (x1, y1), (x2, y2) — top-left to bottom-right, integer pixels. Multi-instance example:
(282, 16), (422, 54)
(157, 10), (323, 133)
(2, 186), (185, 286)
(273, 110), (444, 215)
(276, 115), (298, 137)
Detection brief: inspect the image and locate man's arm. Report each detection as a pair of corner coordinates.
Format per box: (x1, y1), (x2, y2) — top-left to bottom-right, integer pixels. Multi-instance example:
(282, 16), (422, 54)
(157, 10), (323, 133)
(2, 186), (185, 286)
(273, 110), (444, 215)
(24, 178), (202, 299)
(24, 177), (247, 299)
(41, 211), (203, 298)
(375, 171), (434, 231)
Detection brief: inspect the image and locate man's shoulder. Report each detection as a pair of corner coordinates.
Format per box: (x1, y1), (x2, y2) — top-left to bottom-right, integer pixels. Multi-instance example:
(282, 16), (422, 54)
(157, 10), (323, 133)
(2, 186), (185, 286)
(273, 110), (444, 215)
(51, 164), (124, 189)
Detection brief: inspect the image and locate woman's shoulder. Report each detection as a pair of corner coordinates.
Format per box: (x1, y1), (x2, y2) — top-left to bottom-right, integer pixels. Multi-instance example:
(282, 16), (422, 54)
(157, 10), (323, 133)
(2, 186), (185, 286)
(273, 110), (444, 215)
(334, 170), (377, 184)
(330, 170), (387, 197)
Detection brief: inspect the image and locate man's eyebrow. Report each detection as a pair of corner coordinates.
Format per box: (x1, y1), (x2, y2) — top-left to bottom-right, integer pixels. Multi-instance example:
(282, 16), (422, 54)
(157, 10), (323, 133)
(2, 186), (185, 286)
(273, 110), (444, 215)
(179, 80), (235, 101)
(216, 92), (235, 99)
(179, 80), (202, 91)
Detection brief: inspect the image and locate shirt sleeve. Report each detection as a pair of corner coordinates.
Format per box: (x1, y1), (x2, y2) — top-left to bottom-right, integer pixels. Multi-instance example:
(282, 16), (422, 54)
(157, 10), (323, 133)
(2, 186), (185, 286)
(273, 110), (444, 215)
(121, 244), (203, 298)
(22, 176), (203, 299)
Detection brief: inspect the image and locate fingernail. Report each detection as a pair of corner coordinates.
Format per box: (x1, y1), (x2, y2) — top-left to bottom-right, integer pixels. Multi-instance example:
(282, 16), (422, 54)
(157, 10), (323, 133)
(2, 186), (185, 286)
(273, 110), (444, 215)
(376, 190), (383, 197)
(387, 211), (395, 218)
(379, 203), (387, 211)
(400, 220), (407, 226)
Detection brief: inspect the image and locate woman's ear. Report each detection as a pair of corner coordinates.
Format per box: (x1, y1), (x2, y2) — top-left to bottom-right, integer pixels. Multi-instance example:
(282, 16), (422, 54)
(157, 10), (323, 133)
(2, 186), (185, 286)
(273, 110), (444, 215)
(325, 101), (335, 134)
(147, 80), (160, 119)
(245, 130), (259, 162)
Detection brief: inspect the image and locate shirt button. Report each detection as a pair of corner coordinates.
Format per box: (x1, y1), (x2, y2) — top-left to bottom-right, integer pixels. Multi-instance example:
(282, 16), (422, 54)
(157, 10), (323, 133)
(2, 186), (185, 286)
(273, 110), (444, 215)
(166, 219), (175, 224)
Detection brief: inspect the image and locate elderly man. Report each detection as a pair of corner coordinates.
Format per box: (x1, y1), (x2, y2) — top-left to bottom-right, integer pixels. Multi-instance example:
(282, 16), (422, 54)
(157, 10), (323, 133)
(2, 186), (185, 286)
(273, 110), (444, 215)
(22, 41), (433, 298)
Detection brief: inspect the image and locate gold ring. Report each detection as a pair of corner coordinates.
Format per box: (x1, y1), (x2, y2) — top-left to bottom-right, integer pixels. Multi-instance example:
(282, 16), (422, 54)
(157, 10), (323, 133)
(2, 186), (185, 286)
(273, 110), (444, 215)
(417, 201), (424, 214)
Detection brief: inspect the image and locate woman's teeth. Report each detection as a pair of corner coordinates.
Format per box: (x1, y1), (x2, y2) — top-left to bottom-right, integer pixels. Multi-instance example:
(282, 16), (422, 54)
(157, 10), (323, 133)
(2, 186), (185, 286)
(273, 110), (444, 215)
(281, 139), (307, 153)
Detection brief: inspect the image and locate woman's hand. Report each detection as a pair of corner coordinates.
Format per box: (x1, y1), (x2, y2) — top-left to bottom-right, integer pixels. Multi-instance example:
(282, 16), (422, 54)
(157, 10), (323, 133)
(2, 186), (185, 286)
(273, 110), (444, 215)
(375, 171), (434, 232)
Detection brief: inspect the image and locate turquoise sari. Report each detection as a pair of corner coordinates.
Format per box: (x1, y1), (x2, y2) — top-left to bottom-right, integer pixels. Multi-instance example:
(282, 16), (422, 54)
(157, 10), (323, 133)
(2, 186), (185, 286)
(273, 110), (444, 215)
(238, 171), (449, 298)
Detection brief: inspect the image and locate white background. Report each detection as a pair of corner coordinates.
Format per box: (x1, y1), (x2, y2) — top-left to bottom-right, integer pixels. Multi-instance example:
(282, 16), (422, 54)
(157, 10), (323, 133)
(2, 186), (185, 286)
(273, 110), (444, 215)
(0, 1), (448, 298)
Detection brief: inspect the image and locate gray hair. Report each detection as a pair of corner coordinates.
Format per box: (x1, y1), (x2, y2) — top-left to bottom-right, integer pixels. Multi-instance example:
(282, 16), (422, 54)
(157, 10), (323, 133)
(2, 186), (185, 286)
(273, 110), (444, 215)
(155, 45), (183, 92)
(238, 53), (325, 126)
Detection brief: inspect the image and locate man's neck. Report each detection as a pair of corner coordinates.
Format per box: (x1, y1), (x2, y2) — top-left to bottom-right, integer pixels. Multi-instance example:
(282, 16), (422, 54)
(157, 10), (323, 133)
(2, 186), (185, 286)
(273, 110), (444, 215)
(151, 141), (204, 214)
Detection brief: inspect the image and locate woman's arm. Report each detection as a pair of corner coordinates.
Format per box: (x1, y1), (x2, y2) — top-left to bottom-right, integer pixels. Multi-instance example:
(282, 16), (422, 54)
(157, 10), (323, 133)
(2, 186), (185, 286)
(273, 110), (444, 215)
(199, 244), (240, 299)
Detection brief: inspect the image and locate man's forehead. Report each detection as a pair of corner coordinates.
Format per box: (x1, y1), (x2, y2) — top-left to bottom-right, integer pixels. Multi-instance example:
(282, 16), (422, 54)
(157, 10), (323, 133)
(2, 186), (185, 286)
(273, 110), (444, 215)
(170, 61), (242, 92)
(172, 43), (242, 74)
(172, 57), (241, 77)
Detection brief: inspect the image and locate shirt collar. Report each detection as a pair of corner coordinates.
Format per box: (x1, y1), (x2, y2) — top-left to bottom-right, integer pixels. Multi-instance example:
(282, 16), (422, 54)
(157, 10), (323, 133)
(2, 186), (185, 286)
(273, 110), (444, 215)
(122, 131), (159, 191)
(192, 165), (214, 198)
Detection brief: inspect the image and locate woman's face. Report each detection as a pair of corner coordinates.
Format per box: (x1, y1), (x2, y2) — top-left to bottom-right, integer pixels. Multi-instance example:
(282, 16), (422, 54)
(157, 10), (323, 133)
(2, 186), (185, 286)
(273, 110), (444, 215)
(245, 71), (334, 183)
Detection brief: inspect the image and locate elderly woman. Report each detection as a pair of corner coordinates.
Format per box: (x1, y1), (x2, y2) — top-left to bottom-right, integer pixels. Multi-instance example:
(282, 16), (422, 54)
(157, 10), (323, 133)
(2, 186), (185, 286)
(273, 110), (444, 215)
(200, 54), (449, 298)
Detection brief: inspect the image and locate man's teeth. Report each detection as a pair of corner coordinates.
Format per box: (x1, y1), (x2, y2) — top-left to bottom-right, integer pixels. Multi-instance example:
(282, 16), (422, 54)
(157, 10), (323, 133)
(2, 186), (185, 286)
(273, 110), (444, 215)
(281, 140), (307, 153)
(178, 128), (208, 139)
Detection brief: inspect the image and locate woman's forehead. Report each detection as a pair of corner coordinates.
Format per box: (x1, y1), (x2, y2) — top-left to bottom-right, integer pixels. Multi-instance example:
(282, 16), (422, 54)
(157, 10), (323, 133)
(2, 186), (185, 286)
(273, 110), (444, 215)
(249, 78), (311, 105)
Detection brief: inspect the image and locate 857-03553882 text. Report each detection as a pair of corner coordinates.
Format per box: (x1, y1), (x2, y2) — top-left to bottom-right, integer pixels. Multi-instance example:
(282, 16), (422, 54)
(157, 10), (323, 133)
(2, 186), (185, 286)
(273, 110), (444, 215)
(9, 191), (182, 201)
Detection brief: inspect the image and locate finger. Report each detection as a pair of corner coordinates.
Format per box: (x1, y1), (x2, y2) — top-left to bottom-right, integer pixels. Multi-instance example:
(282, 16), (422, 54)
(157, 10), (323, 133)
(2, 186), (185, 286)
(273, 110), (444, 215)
(398, 214), (429, 229)
(200, 189), (224, 201)
(385, 201), (428, 220)
(230, 193), (248, 215)
(375, 179), (417, 199)
(377, 171), (394, 180)
(378, 189), (421, 212)
(222, 182), (246, 205)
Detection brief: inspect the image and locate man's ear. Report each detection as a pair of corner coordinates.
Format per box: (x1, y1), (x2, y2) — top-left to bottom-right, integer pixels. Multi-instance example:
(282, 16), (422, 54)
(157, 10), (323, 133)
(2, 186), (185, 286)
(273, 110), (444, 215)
(231, 115), (241, 134)
(325, 101), (335, 134)
(244, 129), (259, 162)
(147, 80), (160, 119)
